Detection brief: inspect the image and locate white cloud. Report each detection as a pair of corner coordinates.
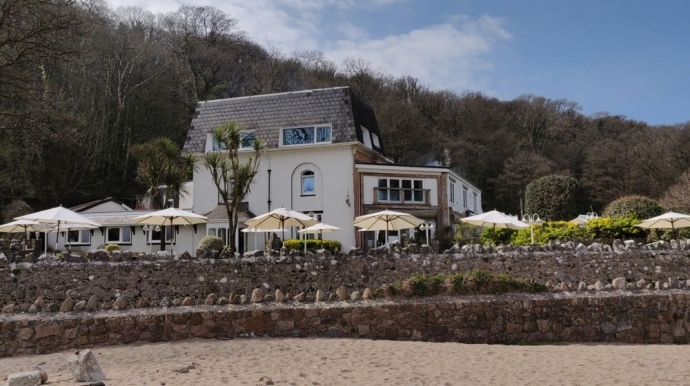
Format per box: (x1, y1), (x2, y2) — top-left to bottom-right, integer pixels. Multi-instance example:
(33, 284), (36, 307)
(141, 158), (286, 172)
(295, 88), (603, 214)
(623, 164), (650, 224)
(325, 15), (511, 91)
(107, 0), (510, 93)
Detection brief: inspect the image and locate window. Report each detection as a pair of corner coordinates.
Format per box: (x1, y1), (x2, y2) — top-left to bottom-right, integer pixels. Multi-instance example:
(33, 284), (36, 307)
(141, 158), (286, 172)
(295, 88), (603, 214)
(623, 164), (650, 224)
(67, 230), (91, 245)
(372, 133), (380, 148)
(302, 171), (315, 195)
(463, 186), (468, 208)
(207, 228), (227, 244)
(361, 126), (372, 149)
(281, 125), (332, 146)
(473, 192), (478, 212)
(377, 178), (424, 203)
(211, 131), (255, 151)
(150, 226), (175, 244)
(106, 227), (132, 244)
(240, 131), (255, 148)
(450, 182), (455, 204)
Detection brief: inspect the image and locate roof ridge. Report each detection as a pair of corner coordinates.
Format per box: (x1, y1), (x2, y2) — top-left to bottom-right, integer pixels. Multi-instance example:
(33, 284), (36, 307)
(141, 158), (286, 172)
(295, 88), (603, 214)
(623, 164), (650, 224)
(198, 86), (350, 106)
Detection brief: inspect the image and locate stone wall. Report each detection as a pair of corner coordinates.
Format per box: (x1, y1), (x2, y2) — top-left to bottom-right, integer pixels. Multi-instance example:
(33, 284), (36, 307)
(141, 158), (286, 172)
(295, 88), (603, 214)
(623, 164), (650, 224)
(3, 249), (690, 311)
(2, 290), (690, 357)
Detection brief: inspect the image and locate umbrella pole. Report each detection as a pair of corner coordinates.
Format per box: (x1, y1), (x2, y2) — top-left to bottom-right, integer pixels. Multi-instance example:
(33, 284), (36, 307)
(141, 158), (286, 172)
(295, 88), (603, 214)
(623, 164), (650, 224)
(170, 218), (174, 257)
(304, 227), (307, 255)
(43, 224), (48, 257)
(385, 221), (389, 249)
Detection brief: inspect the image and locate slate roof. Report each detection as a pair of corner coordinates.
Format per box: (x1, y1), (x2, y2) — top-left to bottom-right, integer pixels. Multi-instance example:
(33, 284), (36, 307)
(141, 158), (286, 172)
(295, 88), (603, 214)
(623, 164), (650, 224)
(203, 203), (256, 224)
(70, 197), (128, 213)
(183, 87), (385, 155)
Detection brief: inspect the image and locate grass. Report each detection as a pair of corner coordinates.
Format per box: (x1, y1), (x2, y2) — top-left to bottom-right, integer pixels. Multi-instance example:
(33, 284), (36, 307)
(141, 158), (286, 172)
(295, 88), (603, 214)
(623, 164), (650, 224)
(385, 270), (547, 297)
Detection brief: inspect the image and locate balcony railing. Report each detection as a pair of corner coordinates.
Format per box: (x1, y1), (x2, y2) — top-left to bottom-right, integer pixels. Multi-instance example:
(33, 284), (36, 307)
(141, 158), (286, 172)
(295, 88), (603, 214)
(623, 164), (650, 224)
(373, 187), (431, 205)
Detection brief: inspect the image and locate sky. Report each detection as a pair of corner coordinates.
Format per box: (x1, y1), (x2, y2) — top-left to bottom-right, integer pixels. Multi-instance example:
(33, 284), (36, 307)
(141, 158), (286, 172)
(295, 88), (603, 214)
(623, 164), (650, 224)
(107, 0), (690, 126)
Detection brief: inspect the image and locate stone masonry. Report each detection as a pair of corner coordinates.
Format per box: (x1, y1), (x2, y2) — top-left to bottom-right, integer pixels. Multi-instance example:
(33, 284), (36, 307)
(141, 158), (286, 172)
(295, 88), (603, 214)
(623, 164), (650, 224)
(3, 249), (690, 311)
(2, 290), (690, 357)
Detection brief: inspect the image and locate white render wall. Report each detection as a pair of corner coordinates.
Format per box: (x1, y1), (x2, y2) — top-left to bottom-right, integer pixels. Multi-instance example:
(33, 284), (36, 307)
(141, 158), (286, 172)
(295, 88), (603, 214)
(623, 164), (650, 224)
(47, 224), (204, 256)
(193, 144), (357, 250)
(448, 175), (483, 215)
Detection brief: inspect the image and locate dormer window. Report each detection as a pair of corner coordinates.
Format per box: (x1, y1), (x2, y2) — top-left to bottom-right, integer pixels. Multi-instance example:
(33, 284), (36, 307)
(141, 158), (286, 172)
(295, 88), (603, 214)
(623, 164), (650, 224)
(209, 130), (255, 151)
(281, 125), (332, 147)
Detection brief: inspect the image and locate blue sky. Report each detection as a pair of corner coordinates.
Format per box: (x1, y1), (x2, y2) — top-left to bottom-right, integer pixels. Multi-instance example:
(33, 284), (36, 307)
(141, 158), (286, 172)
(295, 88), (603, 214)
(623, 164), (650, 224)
(109, 0), (690, 125)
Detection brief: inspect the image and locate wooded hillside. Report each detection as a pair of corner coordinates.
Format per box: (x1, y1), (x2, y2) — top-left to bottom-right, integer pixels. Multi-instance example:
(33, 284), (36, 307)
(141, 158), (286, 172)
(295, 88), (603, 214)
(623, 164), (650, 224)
(2, 1), (689, 219)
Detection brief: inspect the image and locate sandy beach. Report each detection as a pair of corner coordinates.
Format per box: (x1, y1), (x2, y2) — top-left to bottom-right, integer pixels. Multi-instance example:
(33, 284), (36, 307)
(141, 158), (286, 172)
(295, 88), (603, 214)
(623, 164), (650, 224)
(1, 338), (689, 385)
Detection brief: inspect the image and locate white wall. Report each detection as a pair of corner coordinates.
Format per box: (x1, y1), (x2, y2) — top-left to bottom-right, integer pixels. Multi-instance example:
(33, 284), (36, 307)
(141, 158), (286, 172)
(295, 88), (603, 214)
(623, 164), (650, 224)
(48, 224), (204, 256)
(452, 177), (483, 215)
(194, 144), (357, 250)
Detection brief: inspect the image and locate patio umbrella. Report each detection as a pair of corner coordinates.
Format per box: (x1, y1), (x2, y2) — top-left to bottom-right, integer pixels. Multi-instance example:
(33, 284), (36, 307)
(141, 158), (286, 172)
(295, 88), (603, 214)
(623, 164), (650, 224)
(245, 207), (319, 246)
(0, 220), (43, 233)
(16, 206), (101, 255)
(0, 220), (44, 251)
(636, 212), (690, 238)
(134, 208), (208, 255)
(241, 227), (286, 251)
(460, 210), (529, 230)
(298, 223), (341, 254)
(353, 210), (424, 248)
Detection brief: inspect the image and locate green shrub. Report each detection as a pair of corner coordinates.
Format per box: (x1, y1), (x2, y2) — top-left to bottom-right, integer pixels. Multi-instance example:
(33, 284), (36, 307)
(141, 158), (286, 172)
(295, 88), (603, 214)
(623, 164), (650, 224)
(480, 227), (516, 245)
(401, 275), (446, 297)
(586, 217), (644, 240)
(105, 244), (120, 253)
(284, 239), (342, 253)
(389, 270), (546, 297)
(509, 221), (588, 245)
(524, 175), (585, 221)
(602, 195), (664, 220)
(506, 217), (644, 245)
(197, 236), (225, 257)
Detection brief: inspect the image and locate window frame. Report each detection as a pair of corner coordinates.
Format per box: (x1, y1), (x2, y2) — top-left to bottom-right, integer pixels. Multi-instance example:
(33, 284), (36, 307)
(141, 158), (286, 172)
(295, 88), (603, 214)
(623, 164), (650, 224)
(376, 178), (425, 203)
(280, 124), (333, 147)
(462, 186), (468, 208)
(67, 229), (91, 245)
(301, 170), (316, 196)
(105, 227), (132, 245)
(149, 226), (175, 244)
(361, 126), (372, 149)
(208, 130), (256, 152)
(207, 227), (227, 245)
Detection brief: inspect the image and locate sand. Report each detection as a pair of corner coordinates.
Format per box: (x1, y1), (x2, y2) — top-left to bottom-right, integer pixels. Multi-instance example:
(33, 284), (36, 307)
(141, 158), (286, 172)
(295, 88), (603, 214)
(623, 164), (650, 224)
(1, 338), (690, 385)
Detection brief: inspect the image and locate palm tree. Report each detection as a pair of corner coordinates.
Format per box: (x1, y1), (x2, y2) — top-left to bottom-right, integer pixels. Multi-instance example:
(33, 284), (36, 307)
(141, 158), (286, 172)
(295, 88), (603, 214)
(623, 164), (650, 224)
(204, 121), (264, 255)
(133, 137), (196, 251)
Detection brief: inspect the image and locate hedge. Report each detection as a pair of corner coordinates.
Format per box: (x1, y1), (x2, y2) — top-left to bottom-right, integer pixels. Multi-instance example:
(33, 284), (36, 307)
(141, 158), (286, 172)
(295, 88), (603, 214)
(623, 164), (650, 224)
(197, 236), (225, 258)
(524, 175), (585, 221)
(480, 217), (645, 245)
(284, 239), (342, 253)
(602, 195), (664, 219)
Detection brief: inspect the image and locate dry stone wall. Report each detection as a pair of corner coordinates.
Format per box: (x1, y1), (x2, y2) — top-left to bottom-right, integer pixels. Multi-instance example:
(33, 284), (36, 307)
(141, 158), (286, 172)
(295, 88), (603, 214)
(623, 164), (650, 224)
(2, 290), (690, 357)
(3, 249), (690, 311)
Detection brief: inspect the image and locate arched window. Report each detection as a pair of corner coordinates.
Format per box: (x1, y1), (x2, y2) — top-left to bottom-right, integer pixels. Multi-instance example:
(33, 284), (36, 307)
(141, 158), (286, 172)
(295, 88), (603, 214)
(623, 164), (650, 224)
(301, 171), (315, 195)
